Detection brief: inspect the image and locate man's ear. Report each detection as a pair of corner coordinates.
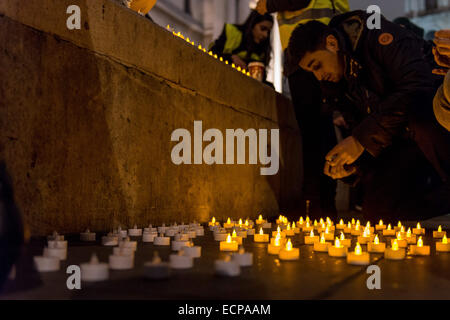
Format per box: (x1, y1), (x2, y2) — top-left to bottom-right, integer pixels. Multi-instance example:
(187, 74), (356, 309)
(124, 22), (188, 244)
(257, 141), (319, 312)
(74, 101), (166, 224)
(325, 34), (339, 53)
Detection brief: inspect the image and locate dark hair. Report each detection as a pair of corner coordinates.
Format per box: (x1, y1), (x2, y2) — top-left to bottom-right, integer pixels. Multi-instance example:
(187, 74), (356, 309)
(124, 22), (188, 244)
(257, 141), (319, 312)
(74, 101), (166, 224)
(287, 21), (336, 69)
(239, 10), (274, 66)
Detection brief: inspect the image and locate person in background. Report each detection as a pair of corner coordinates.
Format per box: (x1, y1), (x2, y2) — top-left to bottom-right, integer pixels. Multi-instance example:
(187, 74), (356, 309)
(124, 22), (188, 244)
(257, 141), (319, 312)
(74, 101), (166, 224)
(256, 0), (350, 220)
(433, 30), (450, 131)
(208, 10), (273, 72)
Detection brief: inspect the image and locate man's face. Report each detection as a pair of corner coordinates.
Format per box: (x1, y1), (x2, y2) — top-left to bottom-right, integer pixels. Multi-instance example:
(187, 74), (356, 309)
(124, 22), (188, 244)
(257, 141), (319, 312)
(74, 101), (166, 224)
(298, 35), (344, 83)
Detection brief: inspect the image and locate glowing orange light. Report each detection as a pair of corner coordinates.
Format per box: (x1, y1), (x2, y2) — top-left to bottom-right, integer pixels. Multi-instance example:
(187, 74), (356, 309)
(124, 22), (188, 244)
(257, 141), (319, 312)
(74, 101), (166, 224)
(418, 236), (423, 247)
(387, 224), (392, 230)
(214, 54), (218, 59)
(438, 225), (442, 232)
(232, 229), (237, 237)
(314, 220), (318, 227)
(400, 226), (405, 233)
(258, 215), (263, 221)
(232, 63), (236, 68)
(351, 218), (355, 225)
(363, 227), (369, 237)
(397, 221), (402, 228)
(392, 239), (399, 251)
(443, 235), (448, 244)
(219, 57), (223, 62)
(306, 216), (310, 223)
(259, 228), (263, 235)
(396, 232), (402, 240)
(306, 221), (310, 228)
(299, 217), (304, 224)
(292, 222), (296, 229)
(208, 51), (213, 56)
(379, 219), (383, 226)
(356, 220), (360, 227)
(166, 25), (171, 30)
(286, 239), (293, 251)
(335, 237), (341, 248)
(239, 219), (242, 226)
(339, 219), (344, 225)
(355, 242), (362, 255)
(211, 217), (216, 224)
(366, 222), (371, 228)
(245, 219), (249, 227)
(320, 218), (324, 225)
(325, 226), (329, 234)
(355, 224), (360, 231)
(340, 232), (345, 240)
(406, 228), (411, 237)
(320, 233), (326, 244)
(274, 234), (281, 246)
(374, 235), (379, 244)
(347, 222), (351, 228)
(225, 60), (228, 64)
(277, 226), (281, 233)
(417, 222), (421, 229)
(227, 217), (231, 224)
(287, 223), (291, 231)
(310, 230), (314, 237)
(226, 234), (232, 243)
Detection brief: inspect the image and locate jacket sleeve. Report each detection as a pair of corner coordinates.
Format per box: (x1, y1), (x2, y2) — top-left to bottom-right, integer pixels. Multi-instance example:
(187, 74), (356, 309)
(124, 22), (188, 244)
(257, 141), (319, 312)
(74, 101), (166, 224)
(266, 0), (312, 13)
(208, 26), (232, 62)
(352, 29), (437, 157)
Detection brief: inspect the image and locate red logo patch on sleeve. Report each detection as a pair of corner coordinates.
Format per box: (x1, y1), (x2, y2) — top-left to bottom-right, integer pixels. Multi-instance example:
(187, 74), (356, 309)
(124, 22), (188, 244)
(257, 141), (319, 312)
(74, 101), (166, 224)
(378, 33), (394, 46)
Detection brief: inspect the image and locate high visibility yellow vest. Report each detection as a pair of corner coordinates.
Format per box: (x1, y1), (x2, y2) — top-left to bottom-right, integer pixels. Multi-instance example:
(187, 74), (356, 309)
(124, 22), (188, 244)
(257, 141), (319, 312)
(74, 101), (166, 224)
(277, 0), (350, 50)
(221, 24), (265, 62)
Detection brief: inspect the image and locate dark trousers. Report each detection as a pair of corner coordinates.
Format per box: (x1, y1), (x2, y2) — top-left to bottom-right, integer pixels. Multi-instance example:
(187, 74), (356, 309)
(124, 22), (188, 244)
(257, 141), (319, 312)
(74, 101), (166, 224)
(360, 100), (450, 221)
(288, 69), (337, 219)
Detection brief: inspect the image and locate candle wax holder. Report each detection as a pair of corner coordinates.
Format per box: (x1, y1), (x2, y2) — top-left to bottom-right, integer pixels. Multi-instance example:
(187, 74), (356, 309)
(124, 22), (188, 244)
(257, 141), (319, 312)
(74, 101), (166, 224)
(347, 252), (370, 265)
(323, 233), (334, 241)
(172, 240), (189, 251)
(279, 247), (300, 261)
(142, 233), (156, 242)
(313, 241), (330, 252)
(128, 227), (142, 237)
(391, 238), (407, 248)
(413, 228), (425, 235)
(246, 228), (255, 236)
(336, 224), (346, 230)
(232, 236), (243, 245)
(165, 229), (176, 237)
(237, 230), (247, 238)
(376, 225), (387, 231)
(232, 251), (253, 266)
(34, 256), (60, 272)
(224, 222), (234, 228)
(43, 247), (67, 260)
(109, 254), (134, 270)
(182, 245), (201, 258)
(328, 246), (347, 258)
(80, 230), (96, 242)
(102, 235), (119, 246)
(214, 232), (228, 241)
(215, 259), (240, 277)
(81, 255), (109, 282)
(410, 245), (430, 256)
(343, 226), (352, 234)
(267, 243), (282, 255)
(436, 242), (450, 252)
(433, 231), (447, 238)
(304, 235), (319, 244)
(220, 240), (238, 251)
(253, 234), (269, 243)
(406, 235), (417, 244)
(367, 242), (386, 253)
(384, 247), (406, 260)
(272, 231), (286, 238)
(383, 229), (396, 236)
(154, 236), (170, 246)
(351, 229), (363, 236)
(270, 237), (286, 246)
(262, 222), (272, 229)
(357, 235), (373, 245)
(284, 229), (295, 236)
(169, 254), (193, 269)
(340, 239), (352, 247)
(302, 226), (314, 232)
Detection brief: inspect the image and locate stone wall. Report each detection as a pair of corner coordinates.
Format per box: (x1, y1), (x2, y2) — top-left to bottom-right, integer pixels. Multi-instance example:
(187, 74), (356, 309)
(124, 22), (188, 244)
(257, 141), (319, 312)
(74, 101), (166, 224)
(0, 0), (302, 235)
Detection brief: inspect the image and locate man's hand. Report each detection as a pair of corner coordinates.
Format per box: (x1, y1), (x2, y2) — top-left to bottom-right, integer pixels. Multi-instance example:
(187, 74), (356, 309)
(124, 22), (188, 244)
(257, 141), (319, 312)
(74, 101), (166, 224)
(255, 0), (268, 15)
(324, 136), (364, 179)
(231, 55), (247, 70)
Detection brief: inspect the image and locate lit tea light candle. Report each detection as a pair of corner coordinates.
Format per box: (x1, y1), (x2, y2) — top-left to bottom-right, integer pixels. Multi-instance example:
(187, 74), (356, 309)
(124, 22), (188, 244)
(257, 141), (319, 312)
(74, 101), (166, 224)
(208, 216), (218, 228)
(383, 224), (396, 236)
(256, 214), (265, 225)
(254, 228), (269, 243)
(328, 237), (347, 258)
(375, 219), (386, 231)
(351, 223), (363, 236)
(143, 252), (170, 280)
(157, 224), (167, 234)
(215, 255), (240, 277)
(367, 235), (386, 253)
(298, 216), (304, 226)
(268, 234), (283, 254)
(313, 220), (319, 230)
(313, 234), (330, 252)
(302, 221), (313, 233)
(347, 243), (370, 265)
(220, 234), (239, 251)
(224, 217), (234, 228)
(276, 214), (283, 225)
(272, 226), (286, 238)
(412, 222), (425, 235)
(351, 218), (356, 226)
(394, 221), (403, 232)
(436, 235), (450, 252)
(339, 232), (351, 247)
(336, 219), (346, 230)
(292, 222), (300, 234)
(128, 225), (142, 237)
(81, 254), (109, 282)
(33, 256), (60, 272)
(279, 239), (300, 261)
(385, 239), (406, 260)
(391, 232), (407, 248)
(364, 222), (374, 233)
(170, 250), (194, 269)
(231, 229), (243, 245)
(236, 229), (247, 238)
(154, 233), (170, 246)
(433, 225), (447, 238)
(323, 226), (334, 241)
(405, 228), (417, 244)
(284, 223), (295, 236)
(304, 230), (319, 245)
(232, 247), (253, 266)
(357, 227), (374, 244)
(410, 236), (430, 256)
(343, 222), (352, 234)
(80, 229), (96, 242)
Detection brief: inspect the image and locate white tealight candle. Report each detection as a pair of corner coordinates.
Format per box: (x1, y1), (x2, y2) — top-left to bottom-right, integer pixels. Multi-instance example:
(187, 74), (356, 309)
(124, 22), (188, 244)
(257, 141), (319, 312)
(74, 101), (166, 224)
(165, 229), (176, 237)
(172, 240), (190, 251)
(383, 224), (396, 236)
(410, 236), (430, 256)
(181, 244), (202, 258)
(109, 253), (134, 270)
(143, 252), (170, 280)
(232, 247), (253, 266)
(284, 223), (295, 236)
(48, 240), (67, 250)
(346, 243), (370, 265)
(391, 233), (407, 248)
(154, 234), (170, 246)
(118, 226), (128, 238)
(313, 234), (330, 252)
(102, 234), (119, 246)
(81, 254), (109, 282)
(33, 256), (60, 272)
(304, 230), (319, 245)
(328, 238), (347, 258)
(214, 232), (228, 241)
(43, 247), (67, 260)
(119, 237), (137, 251)
(128, 225), (142, 237)
(338, 232), (351, 247)
(367, 235), (386, 253)
(384, 240), (406, 260)
(220, 234), (239, 251)
(113, 246), (135, 256)
(433, 225), (447, 238)
(142, 232), (157, 243)
(195, 227), (205, 236)
(357, 228), (374, 245)
(175, 233), (190, 241)
(436, 235), (450, 252)
(80, 229), (96, 242)
(255, 215), (266, 225)
(279, 239), (300, 261)
(375, 220), (387, 231)
(215, 256), (240, 277)
(413, 222), (425, 235)
(169, 251), (194, 269)
(268, 234), (283, 254)
(254, 228), (269, 243)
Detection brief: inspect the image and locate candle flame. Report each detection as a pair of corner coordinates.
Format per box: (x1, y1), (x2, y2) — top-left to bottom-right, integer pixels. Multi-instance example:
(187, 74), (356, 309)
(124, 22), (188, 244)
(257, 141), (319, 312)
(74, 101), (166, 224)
(198, 44), (202, 50)
(398, 221), (402, 228)
(392, 239), (399, 251)
(306, 216), (310, 223)
(227, 217), (231, 224)
(286, 239), (293, 251)
(245, 219), (249, 227)
(314, 220), (318, 227)
(363, 227), (369, 237)
(347, 222), (351, 228)
(406, 228), (411, 237)
(232, 229), (237, 237)
(321, 222), (326, 229)
(258, 214), (263, 221)
(275, 234), (280, 246)
(232, 63), (236, 68)
(212, 217), (216, 224)
(396, 232), (402, 240)
(387, 224), (392, 230)
(166, 25), (171, 30)
(325, 226), (329, 234)
(340, 232), (345, 240)
(259, 228), (263, 235)
(379, 219), (383, 226)
(443, 235), (448, 244)
(335, 237), (341, 248)
(355, 242), (362, 255)
(299, 217), (304, 224)
(239, 218), (242, 226)
(219, 57), (223, 62)
(320, 233), (325, 244)
(310, 230), (314, 237)
(438, 225), (442, 232)
(214, 54), (218, 59)
(400, 226), (405, 233)
(208, 51), (213, 56)
(374, 235), (379, 244)
(416, 222), (421, 229)
(326, 217), (331, 225)
(339, 219), (344, 225)
(287, 223), (291, 230)
(226, 234), (232, 243)
(320, 218), (324, 225)
(351, 218), (355, 225)
(418, 236), (423, 247)
(277, 226), (281, 233)
(306, 221), (310, 228)
(225, 60), (228, 64)
(292, 222), (296, 229)
(355, 224), (360, 231)
(366, 221), (371, 228)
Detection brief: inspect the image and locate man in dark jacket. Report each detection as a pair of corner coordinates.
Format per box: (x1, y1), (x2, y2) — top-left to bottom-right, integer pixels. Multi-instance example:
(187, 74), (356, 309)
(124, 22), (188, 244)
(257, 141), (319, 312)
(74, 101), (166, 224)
(286, 11), (450, 220)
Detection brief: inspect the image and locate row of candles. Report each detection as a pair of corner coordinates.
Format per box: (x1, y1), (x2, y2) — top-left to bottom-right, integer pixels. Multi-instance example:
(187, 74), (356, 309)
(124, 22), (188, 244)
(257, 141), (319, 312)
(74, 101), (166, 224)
(166, 25), (252, 77)
(210, 215), (449, 266)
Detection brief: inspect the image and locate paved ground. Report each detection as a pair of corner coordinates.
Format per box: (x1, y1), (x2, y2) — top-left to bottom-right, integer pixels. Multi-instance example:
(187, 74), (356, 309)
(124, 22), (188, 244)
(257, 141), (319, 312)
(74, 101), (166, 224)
(2, 215), (450, 300)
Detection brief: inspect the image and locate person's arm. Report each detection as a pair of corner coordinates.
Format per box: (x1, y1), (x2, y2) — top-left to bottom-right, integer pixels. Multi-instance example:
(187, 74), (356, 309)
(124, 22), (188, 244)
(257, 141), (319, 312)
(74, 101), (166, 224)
(266, 0), (312, 13)
(352, 28), (437, 157)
